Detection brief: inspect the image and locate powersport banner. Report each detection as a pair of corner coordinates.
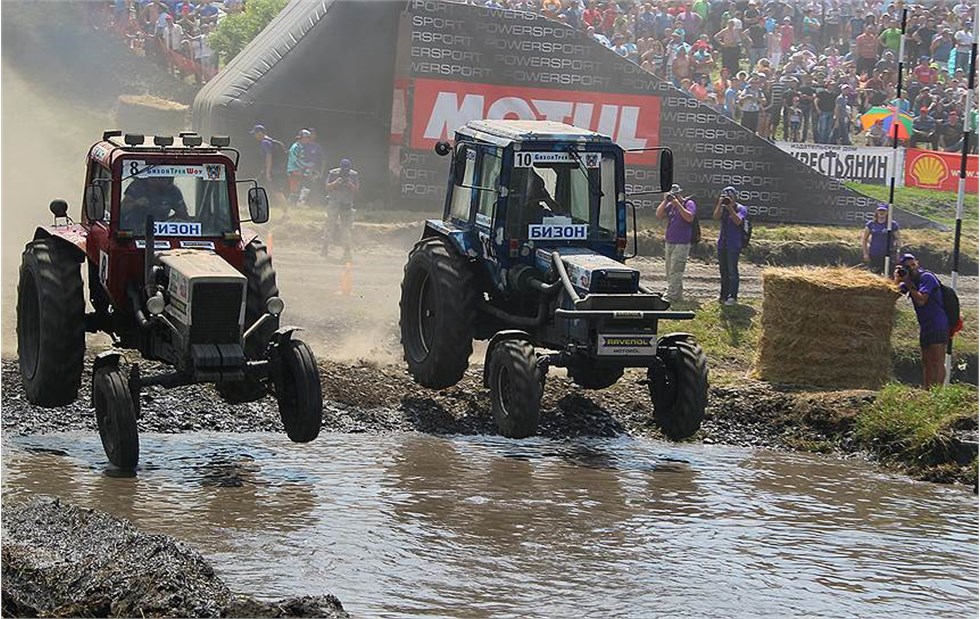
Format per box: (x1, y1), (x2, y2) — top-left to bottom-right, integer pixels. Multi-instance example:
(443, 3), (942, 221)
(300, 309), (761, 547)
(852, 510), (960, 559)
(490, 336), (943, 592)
(904, 148), (978, 194)
(389, 0), (941, 227)
(776, 142), (904, 187)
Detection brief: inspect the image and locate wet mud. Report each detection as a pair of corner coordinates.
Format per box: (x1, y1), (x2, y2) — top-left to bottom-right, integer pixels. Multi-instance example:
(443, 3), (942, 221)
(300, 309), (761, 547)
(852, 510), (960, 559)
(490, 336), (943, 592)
(1, 497), (347, 618)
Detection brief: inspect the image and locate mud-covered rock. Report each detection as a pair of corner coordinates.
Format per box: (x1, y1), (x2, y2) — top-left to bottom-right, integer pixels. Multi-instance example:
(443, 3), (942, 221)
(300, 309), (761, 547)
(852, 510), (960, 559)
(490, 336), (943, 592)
(1, 497), (347, 618)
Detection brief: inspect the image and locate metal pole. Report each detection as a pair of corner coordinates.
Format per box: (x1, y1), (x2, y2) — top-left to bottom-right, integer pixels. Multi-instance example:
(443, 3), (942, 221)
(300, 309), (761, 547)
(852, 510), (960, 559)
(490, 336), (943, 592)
(884, 8), (907, 276)
(944, 26), (978, 386)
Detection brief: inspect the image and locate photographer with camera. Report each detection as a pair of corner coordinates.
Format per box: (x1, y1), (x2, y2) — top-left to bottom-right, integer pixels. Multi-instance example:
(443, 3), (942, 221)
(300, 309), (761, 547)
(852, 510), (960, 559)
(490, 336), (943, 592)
(323, 158), (360, 261)
(655, 183), (697, 304)
(713, 185), (748, 306)
(893, 253), (949, 388)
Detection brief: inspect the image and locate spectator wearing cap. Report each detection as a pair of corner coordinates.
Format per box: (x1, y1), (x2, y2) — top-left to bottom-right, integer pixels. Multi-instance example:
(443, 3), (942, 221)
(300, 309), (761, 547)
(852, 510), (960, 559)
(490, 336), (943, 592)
(324, 158), (360, 260)
(250, 124), (287, 200)
(286, 129), (313, 206)
(713, 185), (747, 306)
(862, 205), (901, 274)
(911, 107), (940, 150)
(893, 253), (949, 388)
(656, 183), (697, 304)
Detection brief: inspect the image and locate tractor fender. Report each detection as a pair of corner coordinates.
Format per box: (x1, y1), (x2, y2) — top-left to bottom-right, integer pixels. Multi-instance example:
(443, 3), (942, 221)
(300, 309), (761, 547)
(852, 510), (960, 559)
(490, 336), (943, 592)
(240, 225), (261, 246)
(658, 332), (695, 350)
(270, 325), (303, 344)
(32, 225), (87, 261)
(422, 220), (479, 260)
(483, 330), (533, 388)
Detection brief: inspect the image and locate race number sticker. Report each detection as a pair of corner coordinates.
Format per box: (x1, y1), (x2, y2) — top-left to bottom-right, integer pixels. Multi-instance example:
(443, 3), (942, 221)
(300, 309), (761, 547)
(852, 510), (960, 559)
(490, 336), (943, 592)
(155, 221), (202, 236)
(125, 160), (225, 180)
(597, 334), (656, 356)
(528, 223), (588, 240)
(99, 250), (109, 284)
(514, 152), (600, 167)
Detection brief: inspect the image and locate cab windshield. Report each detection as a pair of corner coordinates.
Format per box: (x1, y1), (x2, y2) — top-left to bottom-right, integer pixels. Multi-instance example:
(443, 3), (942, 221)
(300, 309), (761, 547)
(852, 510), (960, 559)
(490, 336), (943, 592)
(119, 160), (233, 236)
(506, 151), (617, 242)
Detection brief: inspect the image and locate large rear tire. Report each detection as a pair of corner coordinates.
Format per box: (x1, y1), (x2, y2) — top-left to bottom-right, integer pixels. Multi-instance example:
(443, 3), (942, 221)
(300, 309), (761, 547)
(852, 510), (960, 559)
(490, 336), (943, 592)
(216, 239), (279, 403)
(488, 339), (541, 439)
(399, 237), (476, 389)
(16, 239), (85, 407)
(94, 365), (140, 470)
(648, 338), (708, 441)
(567, 365), (624, 390)
(274, 337), (322, 443)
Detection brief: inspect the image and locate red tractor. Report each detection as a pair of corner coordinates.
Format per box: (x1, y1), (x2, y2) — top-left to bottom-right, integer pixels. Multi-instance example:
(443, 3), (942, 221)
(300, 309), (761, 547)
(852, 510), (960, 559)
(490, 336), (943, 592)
(16, 131), (322, 470)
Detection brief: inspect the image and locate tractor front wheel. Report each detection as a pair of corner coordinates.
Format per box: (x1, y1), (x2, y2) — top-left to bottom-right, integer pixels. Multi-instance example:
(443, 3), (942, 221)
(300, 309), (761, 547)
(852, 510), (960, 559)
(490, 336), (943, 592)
(94, 364), (140, 470)
(488, 339), (541, 439)
(648, 338), (708, 441)
(400, 237), (476, 389)
(17, 239), (85, 407)
(273, 337), (322, 443)
(216, 239), (278, 403)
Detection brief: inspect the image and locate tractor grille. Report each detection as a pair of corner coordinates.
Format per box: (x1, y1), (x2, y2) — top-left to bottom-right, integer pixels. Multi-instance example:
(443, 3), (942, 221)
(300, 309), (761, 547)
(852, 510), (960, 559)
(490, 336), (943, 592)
(190, 282), (243, 345)
(591, 270), (638, 294)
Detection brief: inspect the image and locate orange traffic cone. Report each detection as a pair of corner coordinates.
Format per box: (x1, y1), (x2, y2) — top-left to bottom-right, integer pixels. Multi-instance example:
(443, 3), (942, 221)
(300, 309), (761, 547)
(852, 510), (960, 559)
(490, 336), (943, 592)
(339, 261), (353, 296)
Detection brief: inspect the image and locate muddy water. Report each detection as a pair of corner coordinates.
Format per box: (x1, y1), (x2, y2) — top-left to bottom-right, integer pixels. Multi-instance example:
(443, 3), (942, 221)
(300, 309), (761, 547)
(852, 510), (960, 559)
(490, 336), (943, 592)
(3, 432), (977, 618)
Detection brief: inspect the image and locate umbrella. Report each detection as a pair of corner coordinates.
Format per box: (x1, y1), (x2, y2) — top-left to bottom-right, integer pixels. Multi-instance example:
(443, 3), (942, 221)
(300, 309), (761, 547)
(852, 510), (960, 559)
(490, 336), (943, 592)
(860, 106), (914, 139)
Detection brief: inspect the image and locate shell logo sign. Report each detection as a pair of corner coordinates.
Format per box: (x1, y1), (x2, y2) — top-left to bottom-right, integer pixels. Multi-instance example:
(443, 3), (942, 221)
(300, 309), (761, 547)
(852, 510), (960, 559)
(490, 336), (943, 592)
(904, 148), (978, 194)
(909, 152), (948, 187)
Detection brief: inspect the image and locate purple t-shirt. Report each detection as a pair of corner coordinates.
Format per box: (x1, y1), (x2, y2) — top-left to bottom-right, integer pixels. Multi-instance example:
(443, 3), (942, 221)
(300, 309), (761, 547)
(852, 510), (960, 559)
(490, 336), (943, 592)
(912, 270), (949, 334)
(718, 203), (748, 251)
(866, 219), (899, 257)
(665, 198), (697, 244)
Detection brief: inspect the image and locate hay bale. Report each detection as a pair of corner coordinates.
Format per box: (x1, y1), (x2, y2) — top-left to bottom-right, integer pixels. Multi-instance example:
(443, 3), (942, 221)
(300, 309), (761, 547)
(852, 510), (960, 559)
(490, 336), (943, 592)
(114, 94), (189, 135)
(753, 267), (902, 389)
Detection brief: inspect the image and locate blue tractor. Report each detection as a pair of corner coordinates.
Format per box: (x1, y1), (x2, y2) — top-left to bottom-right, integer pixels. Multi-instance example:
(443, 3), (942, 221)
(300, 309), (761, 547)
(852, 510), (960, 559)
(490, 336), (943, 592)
(399, 120), (708, 440)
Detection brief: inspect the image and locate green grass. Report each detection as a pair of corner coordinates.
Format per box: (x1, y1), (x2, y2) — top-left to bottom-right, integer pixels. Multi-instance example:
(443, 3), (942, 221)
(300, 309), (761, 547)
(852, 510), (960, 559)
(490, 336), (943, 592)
(846, 182), (979, 231)
(661, 299), (761, 379)
(854, 383), (978, 465)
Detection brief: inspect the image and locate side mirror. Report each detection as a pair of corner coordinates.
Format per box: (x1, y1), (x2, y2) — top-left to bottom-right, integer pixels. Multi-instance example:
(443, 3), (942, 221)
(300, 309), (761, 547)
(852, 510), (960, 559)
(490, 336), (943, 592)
(85, 186), (105, 222)
(453, 146), (468, 186)
(247, 187), (270, 224)
(434, 140), (452, 157)
(659, 148), (674, 193)
(50, 199), (69, 218)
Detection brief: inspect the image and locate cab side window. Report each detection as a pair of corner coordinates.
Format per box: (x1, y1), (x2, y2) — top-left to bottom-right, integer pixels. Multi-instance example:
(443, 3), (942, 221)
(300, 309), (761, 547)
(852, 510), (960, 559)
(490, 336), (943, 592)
(476, 149), (501, 228)
(449, 147), (476, 222)
(85, 163), (113, 223)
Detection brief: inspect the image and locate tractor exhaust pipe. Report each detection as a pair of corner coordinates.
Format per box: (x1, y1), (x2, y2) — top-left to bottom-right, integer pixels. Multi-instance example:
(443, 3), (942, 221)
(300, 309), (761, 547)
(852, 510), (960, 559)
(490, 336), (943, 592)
(551, 251), (581, 303)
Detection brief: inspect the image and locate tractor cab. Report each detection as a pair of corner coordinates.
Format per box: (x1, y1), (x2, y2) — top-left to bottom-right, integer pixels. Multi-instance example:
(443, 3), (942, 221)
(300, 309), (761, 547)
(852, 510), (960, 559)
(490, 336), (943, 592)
(428, 120), (671, 296)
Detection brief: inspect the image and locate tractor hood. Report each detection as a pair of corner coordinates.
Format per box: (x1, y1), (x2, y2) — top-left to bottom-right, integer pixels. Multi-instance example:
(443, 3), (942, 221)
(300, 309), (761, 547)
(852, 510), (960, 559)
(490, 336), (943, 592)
(535, 247), (640, 295)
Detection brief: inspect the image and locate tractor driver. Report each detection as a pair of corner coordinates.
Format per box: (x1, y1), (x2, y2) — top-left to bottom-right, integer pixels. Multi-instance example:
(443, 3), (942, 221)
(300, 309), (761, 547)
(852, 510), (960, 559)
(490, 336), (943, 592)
(525, 169), (563, 216)
(120, 176), (189, 230)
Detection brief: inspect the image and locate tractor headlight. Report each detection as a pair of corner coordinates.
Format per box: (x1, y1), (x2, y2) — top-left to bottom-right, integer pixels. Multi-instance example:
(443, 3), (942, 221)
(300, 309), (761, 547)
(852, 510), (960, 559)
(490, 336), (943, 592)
(146, 292), (166, 316)
(266, 296), (284, 316)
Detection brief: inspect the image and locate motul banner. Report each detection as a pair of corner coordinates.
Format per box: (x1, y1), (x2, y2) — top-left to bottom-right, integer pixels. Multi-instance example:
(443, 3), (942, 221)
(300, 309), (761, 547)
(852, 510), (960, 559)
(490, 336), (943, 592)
(391, 0), (941, 228)
(904, 148), (978, 194)
(777, 142), (904, 186)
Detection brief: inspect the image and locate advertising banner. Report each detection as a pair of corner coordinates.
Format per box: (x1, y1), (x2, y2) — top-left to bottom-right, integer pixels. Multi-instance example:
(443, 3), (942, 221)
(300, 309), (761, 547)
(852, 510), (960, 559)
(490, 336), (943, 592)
(392, 0), (939, 228)
(904, 148), (978, 194)
(776, 142), (903, 187)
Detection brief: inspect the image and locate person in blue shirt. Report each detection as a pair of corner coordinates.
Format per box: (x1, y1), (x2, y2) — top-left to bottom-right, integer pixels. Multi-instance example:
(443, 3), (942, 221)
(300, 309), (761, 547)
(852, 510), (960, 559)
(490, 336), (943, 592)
(713, 185), (748, 306)
(893, 253), (949, 388)
(862, 205), (901, 274)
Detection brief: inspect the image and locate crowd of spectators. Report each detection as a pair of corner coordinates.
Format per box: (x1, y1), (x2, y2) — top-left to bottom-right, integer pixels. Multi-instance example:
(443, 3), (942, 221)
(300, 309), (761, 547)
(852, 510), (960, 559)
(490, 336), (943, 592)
(90, 0), (241, 84)
(469, 0), (978, 152)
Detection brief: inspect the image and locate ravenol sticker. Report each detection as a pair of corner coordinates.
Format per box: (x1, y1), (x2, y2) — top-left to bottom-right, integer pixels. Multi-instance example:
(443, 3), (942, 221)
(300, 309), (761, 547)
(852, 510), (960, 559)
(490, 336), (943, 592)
(180, 240), (216, 249)
(597, 334), (655, 356)
(514, 151), (601, 167)
(528, 224), (588, 241)
(155, 221), (202, 236)
(126, 160), (225, 180)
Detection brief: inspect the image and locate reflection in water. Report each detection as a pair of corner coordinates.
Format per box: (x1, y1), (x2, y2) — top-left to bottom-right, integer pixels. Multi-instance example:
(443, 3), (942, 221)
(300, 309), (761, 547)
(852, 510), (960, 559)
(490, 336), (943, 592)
(2, 432), (977, 619)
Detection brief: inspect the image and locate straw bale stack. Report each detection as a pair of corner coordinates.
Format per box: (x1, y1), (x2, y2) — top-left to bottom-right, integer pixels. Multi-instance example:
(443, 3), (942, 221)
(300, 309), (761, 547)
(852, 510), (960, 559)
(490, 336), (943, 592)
(753, 267), (902, 389)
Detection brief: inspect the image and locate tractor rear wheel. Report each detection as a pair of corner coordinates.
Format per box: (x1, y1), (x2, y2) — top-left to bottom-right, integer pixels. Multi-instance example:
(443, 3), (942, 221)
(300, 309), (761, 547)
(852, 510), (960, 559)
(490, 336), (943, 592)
(273, 337), (322, 442)
(216, 239), (279, 403)
(400, 237), (476, 389)
(17, 239), (85, 407)
(567, 365), (624, 390)
(93, 364), (140, 470)
(488, 339), (541, 439)
(648, 338), (708, 441)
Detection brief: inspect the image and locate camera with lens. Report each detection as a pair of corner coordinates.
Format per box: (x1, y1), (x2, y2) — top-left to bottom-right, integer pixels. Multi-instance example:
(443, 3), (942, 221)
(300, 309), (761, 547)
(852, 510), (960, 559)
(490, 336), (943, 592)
(896, 265), (909, 277)
(721, 197), (732, 205)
